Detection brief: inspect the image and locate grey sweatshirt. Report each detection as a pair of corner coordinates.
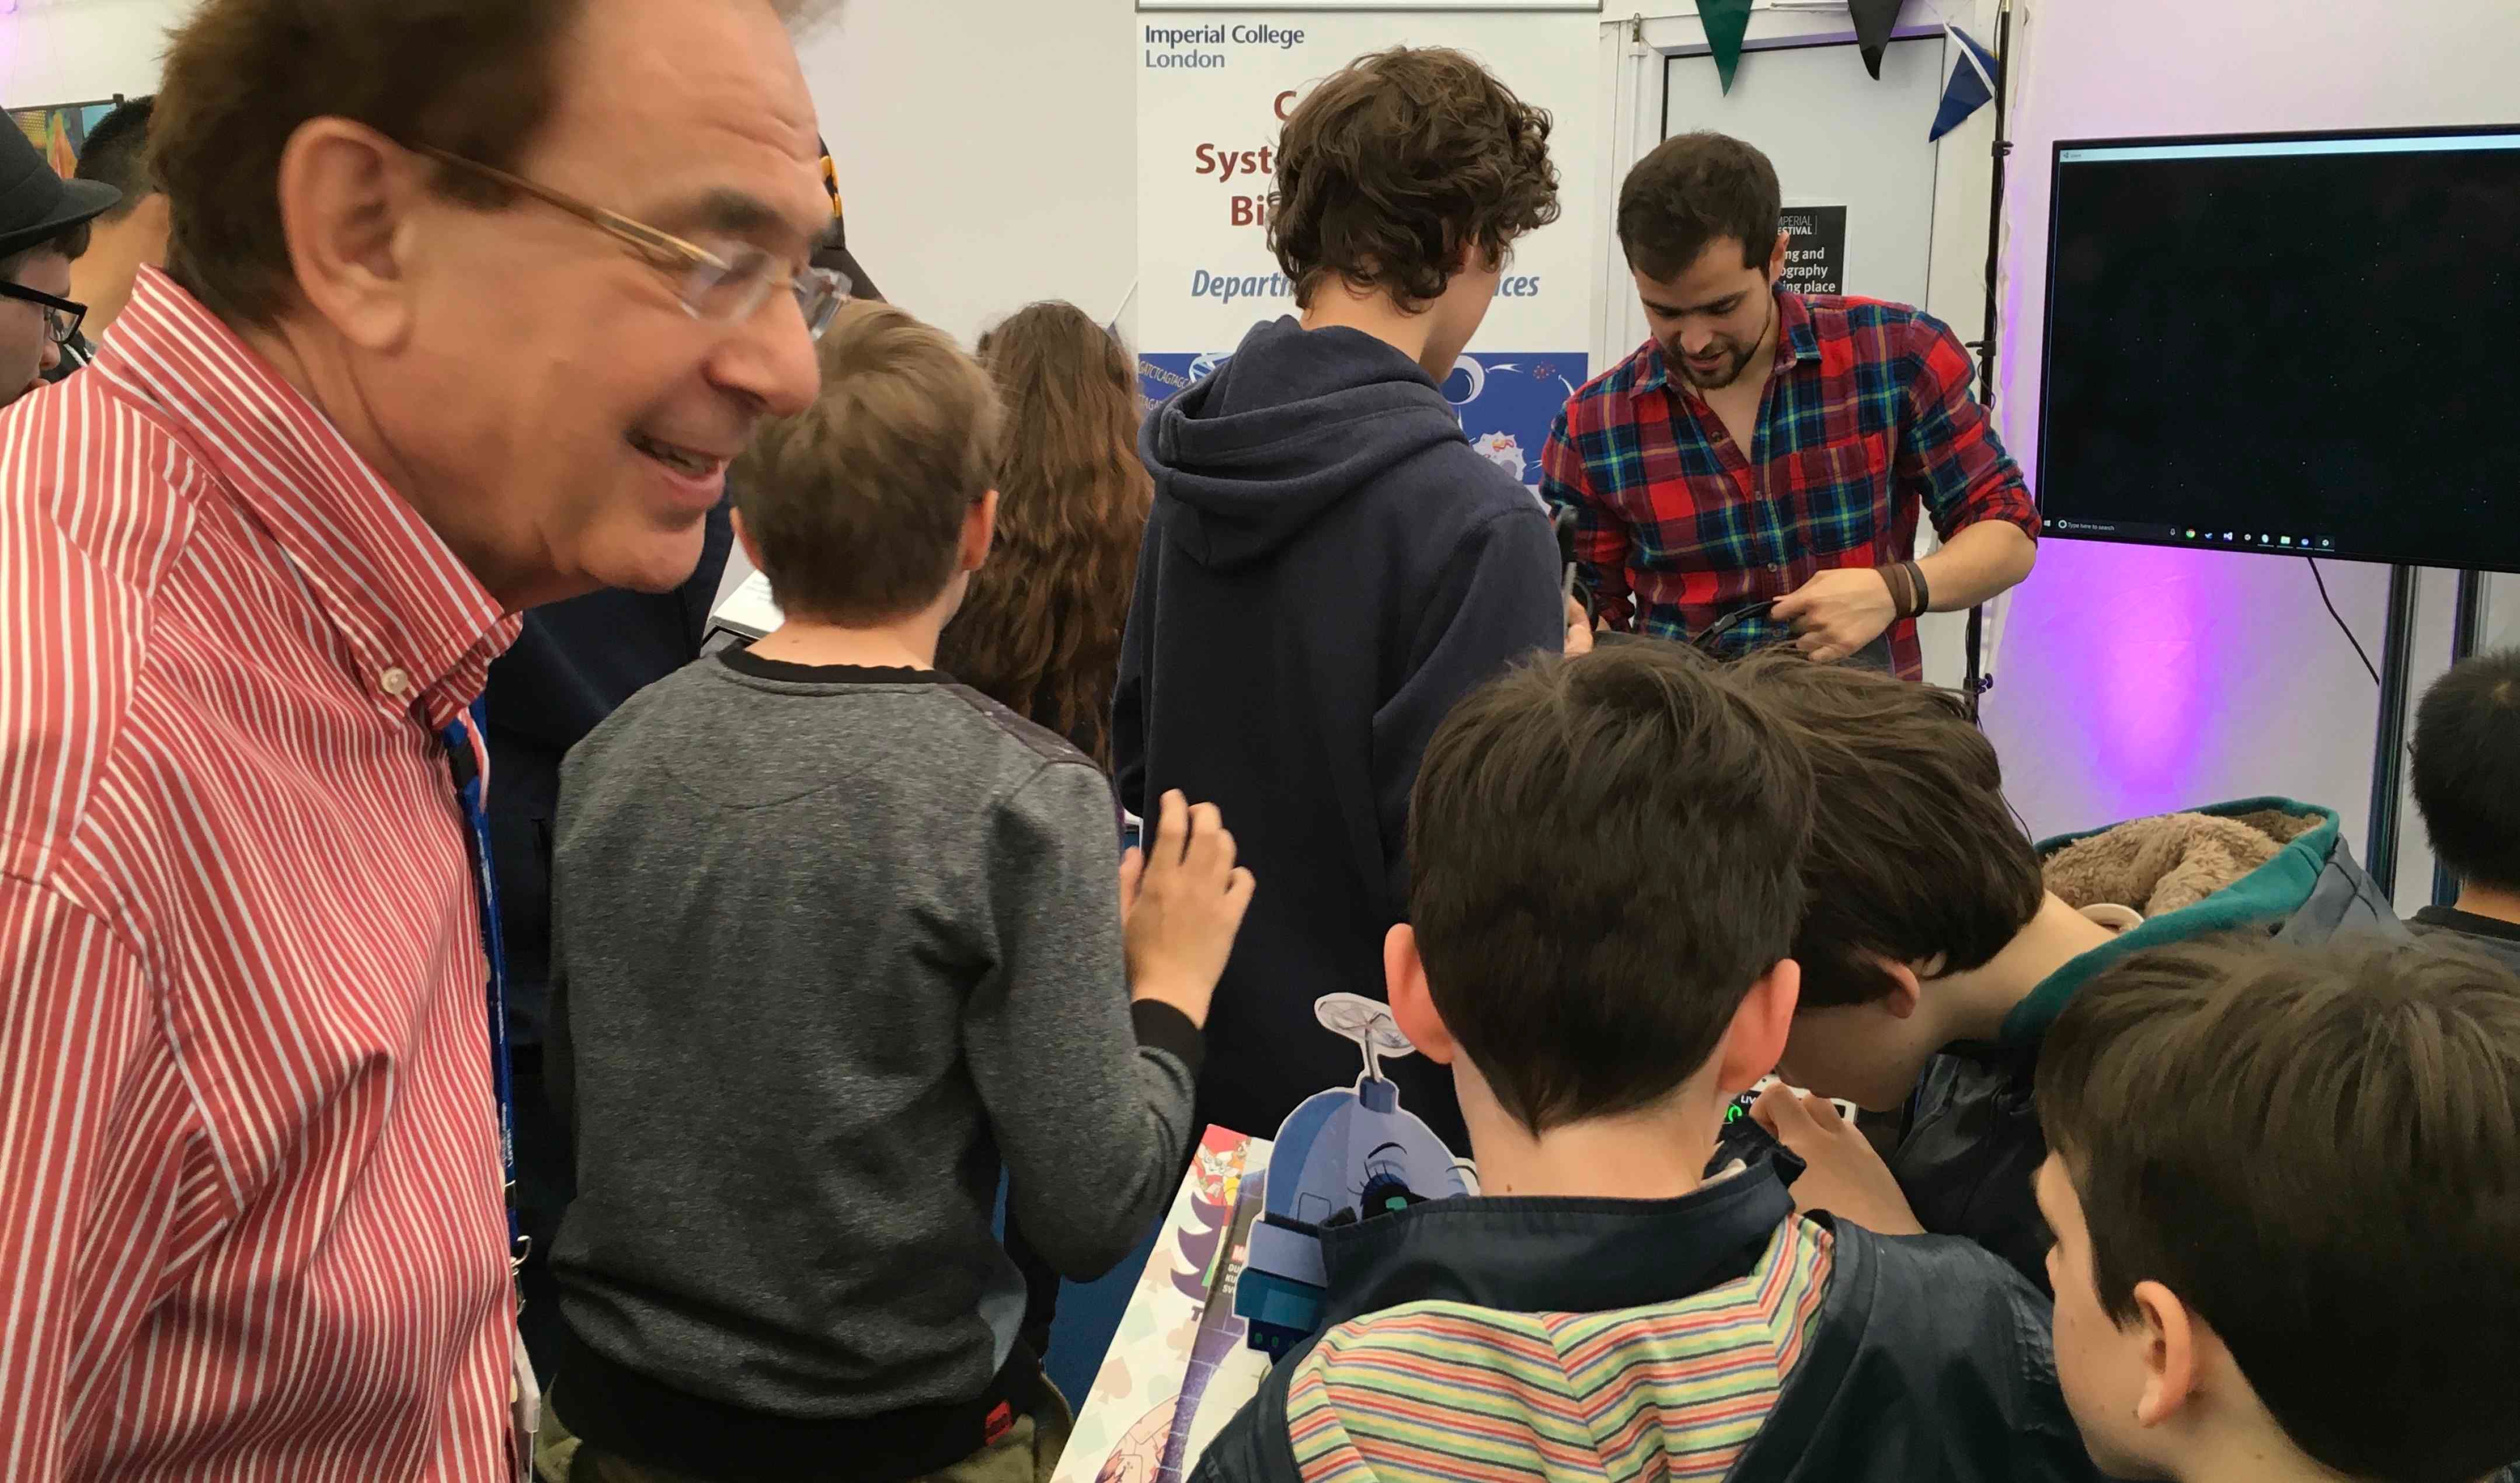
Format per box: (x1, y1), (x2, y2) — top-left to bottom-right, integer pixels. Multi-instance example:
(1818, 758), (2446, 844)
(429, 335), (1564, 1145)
(545, 649), (1198, 1460)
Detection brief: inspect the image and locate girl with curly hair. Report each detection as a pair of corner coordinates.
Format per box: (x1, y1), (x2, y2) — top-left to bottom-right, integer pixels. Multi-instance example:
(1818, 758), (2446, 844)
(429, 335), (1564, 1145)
(938, 300), (1151, 767)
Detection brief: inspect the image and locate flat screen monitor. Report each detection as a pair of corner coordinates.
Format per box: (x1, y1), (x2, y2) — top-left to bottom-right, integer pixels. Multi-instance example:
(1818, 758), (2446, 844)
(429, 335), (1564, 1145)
(2037, 126), (2520, 572)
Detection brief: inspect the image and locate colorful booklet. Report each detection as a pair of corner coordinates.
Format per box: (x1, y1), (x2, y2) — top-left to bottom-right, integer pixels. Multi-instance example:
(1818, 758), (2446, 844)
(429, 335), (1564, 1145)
(1050, 1126), (1276, 1483)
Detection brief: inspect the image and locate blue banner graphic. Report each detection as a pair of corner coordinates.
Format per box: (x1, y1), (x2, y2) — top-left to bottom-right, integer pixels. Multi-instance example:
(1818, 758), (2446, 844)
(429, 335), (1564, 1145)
(1137, 349), (1590, 492)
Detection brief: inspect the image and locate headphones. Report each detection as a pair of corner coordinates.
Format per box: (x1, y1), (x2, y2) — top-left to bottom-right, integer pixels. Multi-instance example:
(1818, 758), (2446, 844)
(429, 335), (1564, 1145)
(1693, 598), (1781, 656)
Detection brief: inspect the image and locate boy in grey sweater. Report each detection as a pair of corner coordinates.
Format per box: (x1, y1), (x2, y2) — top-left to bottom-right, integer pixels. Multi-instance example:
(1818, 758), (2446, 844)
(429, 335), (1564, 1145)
(539, 302), (1254, 1483)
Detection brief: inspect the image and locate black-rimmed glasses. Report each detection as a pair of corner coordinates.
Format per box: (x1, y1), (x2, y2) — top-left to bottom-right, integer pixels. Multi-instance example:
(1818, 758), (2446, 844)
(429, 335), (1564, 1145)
(0, 281), (86, 347)
(417, 147), (852, 338)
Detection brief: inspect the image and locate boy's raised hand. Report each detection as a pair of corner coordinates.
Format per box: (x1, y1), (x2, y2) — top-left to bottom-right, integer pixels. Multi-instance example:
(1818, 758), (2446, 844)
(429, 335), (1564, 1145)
(1120, 791), (1256, 1028)
(1752, 1083), (1926, 1236)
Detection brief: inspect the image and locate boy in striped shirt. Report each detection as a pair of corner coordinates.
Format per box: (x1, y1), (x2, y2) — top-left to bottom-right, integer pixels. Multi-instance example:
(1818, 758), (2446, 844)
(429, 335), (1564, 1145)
(1192, 643), (2103, 1483)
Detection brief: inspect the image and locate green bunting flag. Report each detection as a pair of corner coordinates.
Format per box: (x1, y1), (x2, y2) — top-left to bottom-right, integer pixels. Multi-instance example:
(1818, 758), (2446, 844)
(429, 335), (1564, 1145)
(1695, 0), (1753, 93)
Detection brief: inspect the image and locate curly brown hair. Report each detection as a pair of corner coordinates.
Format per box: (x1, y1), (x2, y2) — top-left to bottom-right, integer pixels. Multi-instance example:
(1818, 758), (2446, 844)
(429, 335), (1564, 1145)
(1271, 46), (1560, 313)
(936, 302), (1153, 767)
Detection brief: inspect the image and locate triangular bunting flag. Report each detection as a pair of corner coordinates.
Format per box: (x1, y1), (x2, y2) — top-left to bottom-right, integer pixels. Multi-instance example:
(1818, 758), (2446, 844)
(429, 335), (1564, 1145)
(1929, 23), (2000, 140)
(1695, 0), (1753, 93)
(1850, 0), (1908, 79)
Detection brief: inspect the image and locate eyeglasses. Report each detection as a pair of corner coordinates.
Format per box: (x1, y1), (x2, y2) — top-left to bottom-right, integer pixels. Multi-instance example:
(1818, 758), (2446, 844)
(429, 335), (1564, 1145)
(418, 147), (852, 338)
(0, 281), (86, 347)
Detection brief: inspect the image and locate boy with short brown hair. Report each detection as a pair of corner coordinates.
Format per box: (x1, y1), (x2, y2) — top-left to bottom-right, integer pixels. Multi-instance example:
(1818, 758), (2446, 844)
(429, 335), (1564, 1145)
(1193, 645), (2103, 1483)
(1723, 652), (2393, 1290)
(2035, 937), (2520, 1483)
(545, 301), (1254, 1482)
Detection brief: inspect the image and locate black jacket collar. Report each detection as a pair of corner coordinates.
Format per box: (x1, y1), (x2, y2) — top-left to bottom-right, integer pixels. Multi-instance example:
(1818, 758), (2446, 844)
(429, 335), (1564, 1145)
(1314, 1158), (1796, 1329)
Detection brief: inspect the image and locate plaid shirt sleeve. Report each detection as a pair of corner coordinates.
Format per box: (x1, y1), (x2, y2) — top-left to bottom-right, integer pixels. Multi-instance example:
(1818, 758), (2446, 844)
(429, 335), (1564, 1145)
(1541, 406), (1636, 631)
(1895, 314), (2040, 543)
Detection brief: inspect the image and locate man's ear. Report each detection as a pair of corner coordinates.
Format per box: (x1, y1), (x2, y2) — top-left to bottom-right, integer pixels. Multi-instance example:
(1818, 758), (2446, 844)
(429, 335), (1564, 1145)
(1765, 229), (1790, 282)
(960, 489), (998, 573)
(1446, 234), (1501, 277)
(1715, 958), (1802, 1094)
(273, 117), (426, 353)
(2130, 1280), (2204, 1429)
(1384, 924), (1457, 1065)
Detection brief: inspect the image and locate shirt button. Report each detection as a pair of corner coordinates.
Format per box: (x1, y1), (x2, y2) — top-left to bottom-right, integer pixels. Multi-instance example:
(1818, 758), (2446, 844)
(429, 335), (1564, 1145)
(378, 667), (412, 698)
(1766, 561), (1781, 572)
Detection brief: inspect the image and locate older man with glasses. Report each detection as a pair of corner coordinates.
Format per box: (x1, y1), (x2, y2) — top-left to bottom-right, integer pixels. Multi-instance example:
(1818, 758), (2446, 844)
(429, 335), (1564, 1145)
(0, 119), (118, 405)
(0, 2), (841, 1479)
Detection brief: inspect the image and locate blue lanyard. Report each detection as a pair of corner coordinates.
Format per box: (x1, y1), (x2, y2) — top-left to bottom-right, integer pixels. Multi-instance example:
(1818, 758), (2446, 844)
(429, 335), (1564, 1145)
(440, 701), (525, 1277)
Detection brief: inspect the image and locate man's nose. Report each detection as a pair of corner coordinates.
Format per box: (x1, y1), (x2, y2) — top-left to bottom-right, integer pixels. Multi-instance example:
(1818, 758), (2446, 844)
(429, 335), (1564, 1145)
(39, 338), (62, 376)
(710, 289), (822, 421)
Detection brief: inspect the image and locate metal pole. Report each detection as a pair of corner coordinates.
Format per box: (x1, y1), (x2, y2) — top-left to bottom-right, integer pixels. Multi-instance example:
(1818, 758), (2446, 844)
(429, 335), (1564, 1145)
(2365, 565), (2420, 901)
(1973, 0), (2013, 410)
(1962, 0), (2014, 718)
(2429, 570), (2488, 906)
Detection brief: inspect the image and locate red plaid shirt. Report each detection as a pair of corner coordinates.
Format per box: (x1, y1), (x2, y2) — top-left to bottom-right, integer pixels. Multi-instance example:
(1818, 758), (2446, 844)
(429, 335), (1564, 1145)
(1541, 290), (2037, 680)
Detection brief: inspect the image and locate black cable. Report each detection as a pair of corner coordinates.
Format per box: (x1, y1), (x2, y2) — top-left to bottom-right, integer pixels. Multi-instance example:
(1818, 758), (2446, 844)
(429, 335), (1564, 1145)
(2307, 557), (2380, 686)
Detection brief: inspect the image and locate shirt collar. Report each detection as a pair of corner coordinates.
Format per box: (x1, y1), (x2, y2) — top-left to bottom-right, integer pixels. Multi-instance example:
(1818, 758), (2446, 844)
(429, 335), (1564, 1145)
(1772, 286), (1821, 369)
(1630, 285), (1820, 402)
(96, 269), (520, 729)
(1313, 1155), (1795, 1325)
(2414, 904), (2520, 946)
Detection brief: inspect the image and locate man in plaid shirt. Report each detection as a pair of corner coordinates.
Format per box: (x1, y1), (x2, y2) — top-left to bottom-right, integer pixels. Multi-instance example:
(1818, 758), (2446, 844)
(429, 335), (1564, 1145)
(1543, 133), (2037, 680)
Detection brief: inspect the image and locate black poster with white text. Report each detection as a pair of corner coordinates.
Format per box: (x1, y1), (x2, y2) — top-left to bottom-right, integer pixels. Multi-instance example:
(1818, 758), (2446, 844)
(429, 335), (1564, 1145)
(1778, 206), (1848, 296)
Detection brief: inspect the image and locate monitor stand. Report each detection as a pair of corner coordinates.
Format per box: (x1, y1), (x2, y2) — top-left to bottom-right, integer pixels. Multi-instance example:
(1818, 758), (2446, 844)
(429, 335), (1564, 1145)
(2366, 566), (2419, 901)
(2369, 566), (2497, 906)
(2427, 571), (2493, 907)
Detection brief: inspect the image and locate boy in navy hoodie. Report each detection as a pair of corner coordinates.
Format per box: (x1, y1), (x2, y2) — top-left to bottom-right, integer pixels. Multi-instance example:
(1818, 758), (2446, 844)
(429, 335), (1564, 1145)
(1115, 46), (1576, 1150)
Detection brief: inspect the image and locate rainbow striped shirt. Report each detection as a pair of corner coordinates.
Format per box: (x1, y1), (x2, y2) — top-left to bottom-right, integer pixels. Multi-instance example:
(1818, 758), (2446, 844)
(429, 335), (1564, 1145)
(1284, 1217), (1836, 1481)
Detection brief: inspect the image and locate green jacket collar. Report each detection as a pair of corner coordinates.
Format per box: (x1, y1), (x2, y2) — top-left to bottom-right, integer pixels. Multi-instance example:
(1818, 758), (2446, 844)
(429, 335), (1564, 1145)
(2000, 798), (2339, 1046)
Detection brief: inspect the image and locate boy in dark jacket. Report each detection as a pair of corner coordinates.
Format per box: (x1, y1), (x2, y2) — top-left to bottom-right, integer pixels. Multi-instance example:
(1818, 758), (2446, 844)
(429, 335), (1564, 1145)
(1114, 46), (1575, 1151)
(2408, 646), (2520, 974)
(1194, 645), (2101, 1483)
(2035, 938), (2520, 1483)
(1723, 653), (2399, 1290)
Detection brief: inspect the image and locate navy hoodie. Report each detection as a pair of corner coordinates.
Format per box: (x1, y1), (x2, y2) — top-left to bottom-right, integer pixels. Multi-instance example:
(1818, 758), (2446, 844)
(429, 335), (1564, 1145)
(1113, 317), (1562, 1150)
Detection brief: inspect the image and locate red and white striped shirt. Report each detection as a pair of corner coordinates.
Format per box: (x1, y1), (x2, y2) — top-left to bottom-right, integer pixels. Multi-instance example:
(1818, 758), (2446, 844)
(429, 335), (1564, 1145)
(0, 269), (523, 1480)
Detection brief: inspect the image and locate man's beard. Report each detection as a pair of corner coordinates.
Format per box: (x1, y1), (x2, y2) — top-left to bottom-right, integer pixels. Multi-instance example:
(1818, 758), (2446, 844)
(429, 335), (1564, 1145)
(1677, 337), (1760, 389)
(1671, 295), (1777, 389)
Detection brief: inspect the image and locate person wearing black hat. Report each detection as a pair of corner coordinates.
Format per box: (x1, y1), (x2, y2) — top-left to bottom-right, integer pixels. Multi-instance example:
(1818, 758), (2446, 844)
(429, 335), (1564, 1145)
(0, 111), (118, 405)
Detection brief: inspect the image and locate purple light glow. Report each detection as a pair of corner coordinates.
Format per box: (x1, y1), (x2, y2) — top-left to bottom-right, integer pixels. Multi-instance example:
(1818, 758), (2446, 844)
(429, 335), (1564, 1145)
(2082, 549), (2213, 799)
(1988, 123), (2229, 828)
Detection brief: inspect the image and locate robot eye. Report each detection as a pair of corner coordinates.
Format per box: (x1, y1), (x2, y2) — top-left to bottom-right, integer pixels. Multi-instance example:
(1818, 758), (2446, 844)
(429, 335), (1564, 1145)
(1355, 1170), (1422, 1219)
